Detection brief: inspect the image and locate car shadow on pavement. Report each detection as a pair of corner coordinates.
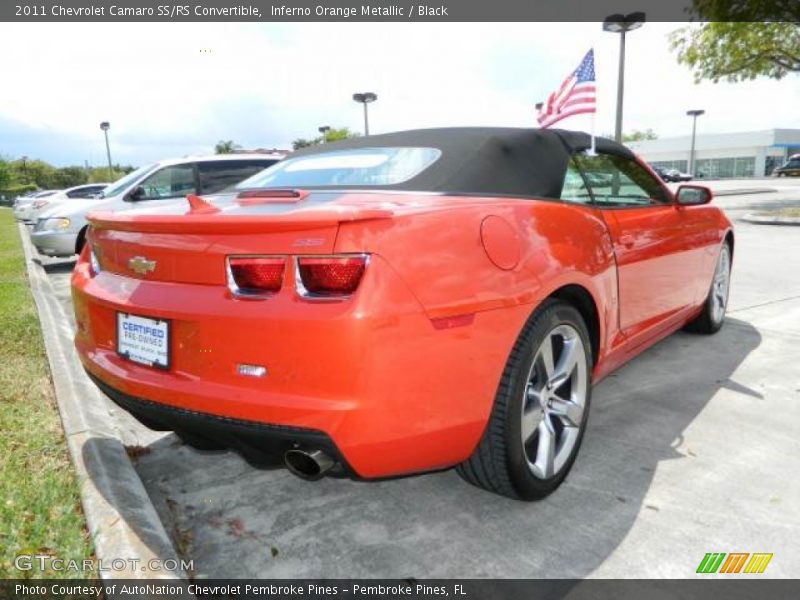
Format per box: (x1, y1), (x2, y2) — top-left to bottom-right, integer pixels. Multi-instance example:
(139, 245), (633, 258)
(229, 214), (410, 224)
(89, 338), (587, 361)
(34, 257), (76, 274)
(83, 317), (761, 579)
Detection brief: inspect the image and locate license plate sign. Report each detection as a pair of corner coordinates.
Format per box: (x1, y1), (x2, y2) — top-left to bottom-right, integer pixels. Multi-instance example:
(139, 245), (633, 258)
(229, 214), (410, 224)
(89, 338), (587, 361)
(116, 313), (170, 369)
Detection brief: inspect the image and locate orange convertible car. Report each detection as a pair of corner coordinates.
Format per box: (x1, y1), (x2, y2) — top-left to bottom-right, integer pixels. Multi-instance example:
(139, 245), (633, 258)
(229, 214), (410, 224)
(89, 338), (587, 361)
(72, 128), (733, 500)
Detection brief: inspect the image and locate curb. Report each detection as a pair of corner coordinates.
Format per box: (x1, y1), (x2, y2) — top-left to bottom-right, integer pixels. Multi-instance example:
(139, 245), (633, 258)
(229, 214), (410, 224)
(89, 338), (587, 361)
(741, 213), (800, 226)
(712, 188), (776, 197)
(17, 223), (187, 581)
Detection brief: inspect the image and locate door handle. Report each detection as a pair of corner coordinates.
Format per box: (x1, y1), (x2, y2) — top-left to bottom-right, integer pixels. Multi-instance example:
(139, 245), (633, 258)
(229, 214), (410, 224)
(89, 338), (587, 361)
(619, 234), (635, 249)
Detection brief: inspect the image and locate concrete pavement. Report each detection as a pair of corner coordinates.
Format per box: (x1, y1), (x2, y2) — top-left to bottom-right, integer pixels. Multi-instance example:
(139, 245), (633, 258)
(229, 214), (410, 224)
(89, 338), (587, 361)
(28, 178), (800, 578)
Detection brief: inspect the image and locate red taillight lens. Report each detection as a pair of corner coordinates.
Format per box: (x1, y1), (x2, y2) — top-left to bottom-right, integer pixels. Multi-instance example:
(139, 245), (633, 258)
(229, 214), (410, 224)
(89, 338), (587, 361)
(297, 255), (367, 297)
(229, 257), (285, 294)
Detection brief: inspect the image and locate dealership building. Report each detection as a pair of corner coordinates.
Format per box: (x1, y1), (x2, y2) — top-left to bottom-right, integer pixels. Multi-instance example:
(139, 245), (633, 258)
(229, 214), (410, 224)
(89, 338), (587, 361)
(627, 129), (800, 178)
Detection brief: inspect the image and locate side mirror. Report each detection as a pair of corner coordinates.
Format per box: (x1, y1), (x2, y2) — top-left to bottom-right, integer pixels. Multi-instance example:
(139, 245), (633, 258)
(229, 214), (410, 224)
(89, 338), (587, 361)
(676, 185), (712, 206)
(126, 186), (145, 202)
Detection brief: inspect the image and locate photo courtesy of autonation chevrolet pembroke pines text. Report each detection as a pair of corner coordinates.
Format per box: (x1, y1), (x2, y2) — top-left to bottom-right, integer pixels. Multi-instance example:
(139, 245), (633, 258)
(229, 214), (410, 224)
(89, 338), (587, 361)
(1, 0), (799, 598)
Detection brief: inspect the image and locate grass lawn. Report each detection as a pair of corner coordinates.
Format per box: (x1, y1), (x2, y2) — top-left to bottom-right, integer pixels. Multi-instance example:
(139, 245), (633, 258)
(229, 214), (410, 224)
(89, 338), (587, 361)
(0, 208), (93, 578)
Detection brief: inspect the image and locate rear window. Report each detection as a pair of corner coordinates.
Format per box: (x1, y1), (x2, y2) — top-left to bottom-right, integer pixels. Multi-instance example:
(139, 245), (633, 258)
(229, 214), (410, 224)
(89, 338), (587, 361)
(236, 147), (441, 189)
(67, 185), (106, 198)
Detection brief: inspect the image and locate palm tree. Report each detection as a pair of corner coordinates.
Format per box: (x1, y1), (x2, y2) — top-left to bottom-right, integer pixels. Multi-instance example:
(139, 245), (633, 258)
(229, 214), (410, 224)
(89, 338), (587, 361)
(215, 140), (241, 154)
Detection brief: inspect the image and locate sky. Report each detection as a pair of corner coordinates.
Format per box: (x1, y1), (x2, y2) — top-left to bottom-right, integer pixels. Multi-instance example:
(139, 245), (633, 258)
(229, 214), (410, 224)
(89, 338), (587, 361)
(1, 22), (799, 167)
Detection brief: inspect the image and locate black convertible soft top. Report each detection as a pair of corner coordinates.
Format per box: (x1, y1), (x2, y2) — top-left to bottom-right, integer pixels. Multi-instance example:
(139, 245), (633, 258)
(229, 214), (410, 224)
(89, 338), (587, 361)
(289, 127), (635, 199)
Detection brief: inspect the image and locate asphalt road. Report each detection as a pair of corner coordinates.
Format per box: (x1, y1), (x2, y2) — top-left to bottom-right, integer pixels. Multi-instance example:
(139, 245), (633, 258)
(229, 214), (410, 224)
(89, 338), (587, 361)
(31, 179), (800, 578)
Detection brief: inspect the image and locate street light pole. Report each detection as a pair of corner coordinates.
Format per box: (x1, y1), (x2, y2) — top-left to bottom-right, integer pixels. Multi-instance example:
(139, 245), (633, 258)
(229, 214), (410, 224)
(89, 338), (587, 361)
(686, 109), (705, 176)
(615, 30), (626, 143)
(100, 121), (113, 178)
(318, 125), (331, 142)
(352, 92), (377, 136)
(603, 12), (645, 143)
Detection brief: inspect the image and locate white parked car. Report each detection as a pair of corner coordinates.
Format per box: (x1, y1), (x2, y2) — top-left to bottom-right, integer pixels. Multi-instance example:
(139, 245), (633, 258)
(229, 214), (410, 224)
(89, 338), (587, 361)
(31, 154), (283, 257)
(24, 183), (109, 223)
(13, 190), (61, 221)
(13, 190), (40, 206)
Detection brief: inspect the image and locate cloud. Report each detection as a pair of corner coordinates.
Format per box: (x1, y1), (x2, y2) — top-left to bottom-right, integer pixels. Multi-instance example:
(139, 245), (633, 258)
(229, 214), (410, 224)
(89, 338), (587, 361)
(1, 22), (798, 166)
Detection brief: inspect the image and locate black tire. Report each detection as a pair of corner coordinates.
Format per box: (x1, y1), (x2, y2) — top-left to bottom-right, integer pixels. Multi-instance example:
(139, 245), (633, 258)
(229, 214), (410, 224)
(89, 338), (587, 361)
(457, 299), (593, 500)
(75, 227), (88, 256)
(685, 242), (731, 335)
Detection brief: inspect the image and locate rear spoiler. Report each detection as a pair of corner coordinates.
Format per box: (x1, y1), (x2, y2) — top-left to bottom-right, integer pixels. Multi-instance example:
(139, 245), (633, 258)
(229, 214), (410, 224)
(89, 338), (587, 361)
(87, 207), (393, 234)
(87, 192), (394, 234)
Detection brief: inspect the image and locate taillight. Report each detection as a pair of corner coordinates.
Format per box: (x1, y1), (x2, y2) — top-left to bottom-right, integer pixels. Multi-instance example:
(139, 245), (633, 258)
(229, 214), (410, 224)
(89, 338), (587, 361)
(33, 199), (49, 209)
(296, 255), (368, 298)
(228, 256), (285, 296)
(88, 244), (101, 276)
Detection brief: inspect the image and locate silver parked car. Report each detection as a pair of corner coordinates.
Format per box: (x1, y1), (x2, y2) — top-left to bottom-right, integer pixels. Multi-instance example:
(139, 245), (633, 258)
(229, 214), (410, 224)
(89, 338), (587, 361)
(13, 190), (60, 221)
(31, 154), (283, 257)
(25, 183), (109, 223)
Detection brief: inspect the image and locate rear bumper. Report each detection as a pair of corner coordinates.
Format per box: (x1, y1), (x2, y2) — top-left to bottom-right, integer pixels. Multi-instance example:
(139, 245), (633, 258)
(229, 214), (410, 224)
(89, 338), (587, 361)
(31, 230), (77, 256)
(72, 253), (527, 478)
(88, 371), (353, 474)
(13, 207), (33, 221)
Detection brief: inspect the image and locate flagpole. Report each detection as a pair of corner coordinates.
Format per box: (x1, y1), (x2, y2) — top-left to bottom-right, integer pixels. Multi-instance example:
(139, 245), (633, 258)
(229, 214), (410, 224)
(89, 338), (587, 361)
(590, 45), (597, 155)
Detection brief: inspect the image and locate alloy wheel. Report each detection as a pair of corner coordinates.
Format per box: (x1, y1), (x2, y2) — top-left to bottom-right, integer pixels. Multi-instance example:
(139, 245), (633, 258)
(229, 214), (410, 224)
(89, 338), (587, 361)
(521, 324), (588, 480)
(711, 246), (731, 325)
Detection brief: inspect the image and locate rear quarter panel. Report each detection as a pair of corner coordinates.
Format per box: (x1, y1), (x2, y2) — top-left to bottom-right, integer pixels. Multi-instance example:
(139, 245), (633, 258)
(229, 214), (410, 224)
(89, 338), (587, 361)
(334, 196), (620, 373)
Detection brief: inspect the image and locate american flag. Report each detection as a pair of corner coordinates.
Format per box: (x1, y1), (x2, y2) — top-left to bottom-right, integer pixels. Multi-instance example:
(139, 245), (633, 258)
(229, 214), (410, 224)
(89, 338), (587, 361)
(537, 49), (596, 129)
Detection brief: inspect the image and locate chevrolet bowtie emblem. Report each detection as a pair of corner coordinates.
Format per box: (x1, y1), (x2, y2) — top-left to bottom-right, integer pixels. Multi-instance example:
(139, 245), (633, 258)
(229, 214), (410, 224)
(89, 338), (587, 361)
(128, 256), (156, 275)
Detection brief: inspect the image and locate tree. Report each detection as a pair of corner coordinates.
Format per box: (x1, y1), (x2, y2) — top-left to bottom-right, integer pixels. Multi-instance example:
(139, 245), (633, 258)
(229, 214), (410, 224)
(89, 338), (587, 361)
(215, 140), (242, 154)
(87, 166), (132, 183)
(50, 166), (88, 189)
(622, 129), (658, 142)
(291, 138), (315, 150)
(292, 127), (359, 150)
(671, 21), (800, 83)
(9, 159), (55, 189)
(0, 159), (11, 190)
(599, 130), (658, 142)
(323, 127), (358, 143)
(5, 158), (135, 189)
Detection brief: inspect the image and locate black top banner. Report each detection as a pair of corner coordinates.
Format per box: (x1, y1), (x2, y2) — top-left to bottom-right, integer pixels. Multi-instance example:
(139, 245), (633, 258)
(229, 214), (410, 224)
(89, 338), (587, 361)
(3, 0), (799, 22)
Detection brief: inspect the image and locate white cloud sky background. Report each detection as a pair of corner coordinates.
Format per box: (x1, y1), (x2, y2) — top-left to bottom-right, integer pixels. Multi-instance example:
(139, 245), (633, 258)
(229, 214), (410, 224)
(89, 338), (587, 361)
(1, 22), (799, 167)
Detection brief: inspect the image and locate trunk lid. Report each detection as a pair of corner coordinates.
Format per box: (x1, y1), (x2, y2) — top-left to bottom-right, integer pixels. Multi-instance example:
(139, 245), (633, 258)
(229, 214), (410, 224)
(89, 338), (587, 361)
(86, 190), (393, 285)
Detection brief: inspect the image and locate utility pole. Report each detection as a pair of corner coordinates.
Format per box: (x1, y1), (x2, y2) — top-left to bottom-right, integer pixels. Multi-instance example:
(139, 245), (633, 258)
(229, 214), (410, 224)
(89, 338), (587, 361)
(603, 13), (646, 143)
(100, 121), (113, 179)
(686, 109), (705, 176)
(352, 92), (377, 135)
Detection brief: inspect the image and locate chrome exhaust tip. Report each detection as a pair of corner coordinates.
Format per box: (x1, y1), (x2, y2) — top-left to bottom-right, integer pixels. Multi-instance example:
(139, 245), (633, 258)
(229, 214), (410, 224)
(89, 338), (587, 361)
(284, 448), (335, 481)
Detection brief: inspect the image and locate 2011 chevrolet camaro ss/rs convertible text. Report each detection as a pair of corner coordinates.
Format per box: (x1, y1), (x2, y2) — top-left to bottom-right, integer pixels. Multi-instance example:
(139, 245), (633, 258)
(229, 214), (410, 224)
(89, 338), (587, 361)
(72, 128), (733, 500)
